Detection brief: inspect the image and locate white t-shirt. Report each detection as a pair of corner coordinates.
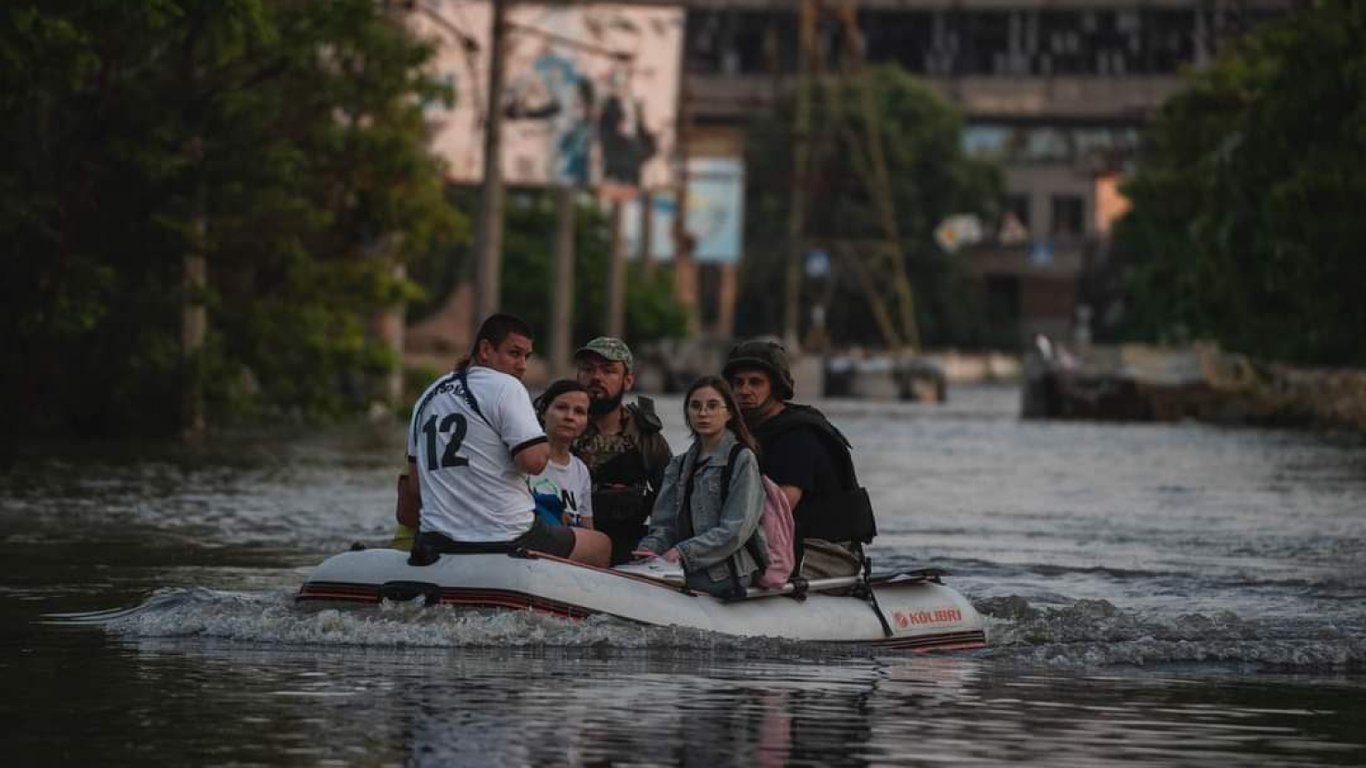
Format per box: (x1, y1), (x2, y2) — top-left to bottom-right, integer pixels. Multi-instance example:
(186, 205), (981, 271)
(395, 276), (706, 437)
(407, 366), (547, 542)
(528, 454), (594, 525)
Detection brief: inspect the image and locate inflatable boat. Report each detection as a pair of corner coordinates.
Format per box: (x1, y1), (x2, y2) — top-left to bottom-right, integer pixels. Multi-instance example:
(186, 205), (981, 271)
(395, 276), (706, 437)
(297, 549), (987, 651)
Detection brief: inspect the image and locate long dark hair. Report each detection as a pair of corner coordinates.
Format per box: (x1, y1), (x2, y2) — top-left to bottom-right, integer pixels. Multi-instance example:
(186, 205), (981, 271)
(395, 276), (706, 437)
(534, 379), (590, 423)
(684, 375), (757, 453)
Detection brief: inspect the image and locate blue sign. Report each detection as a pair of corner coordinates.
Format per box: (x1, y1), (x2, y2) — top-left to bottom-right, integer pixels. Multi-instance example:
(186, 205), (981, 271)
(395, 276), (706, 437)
(1028, 240), (1054, 266)
(804, 249), (832, 278)
(621, 157), (746, 264)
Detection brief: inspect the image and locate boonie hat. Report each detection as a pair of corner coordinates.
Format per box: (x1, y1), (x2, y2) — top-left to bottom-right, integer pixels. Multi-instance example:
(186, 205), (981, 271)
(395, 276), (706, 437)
(574, 337), (634, 371)
(724, 339), (795, 401)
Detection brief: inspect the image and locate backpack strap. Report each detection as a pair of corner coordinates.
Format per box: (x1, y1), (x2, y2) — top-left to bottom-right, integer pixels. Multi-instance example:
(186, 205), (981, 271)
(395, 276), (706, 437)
(630, 396), (664, 433)
(719, 442), (746, 503)
(719, 442), (769, 597)
(676, 450), (708, 542)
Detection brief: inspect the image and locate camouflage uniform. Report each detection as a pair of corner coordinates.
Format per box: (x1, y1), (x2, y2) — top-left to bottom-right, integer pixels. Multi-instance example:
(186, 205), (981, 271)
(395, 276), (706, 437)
(572, 337), (673, 563)
(574, 400), (672, 479)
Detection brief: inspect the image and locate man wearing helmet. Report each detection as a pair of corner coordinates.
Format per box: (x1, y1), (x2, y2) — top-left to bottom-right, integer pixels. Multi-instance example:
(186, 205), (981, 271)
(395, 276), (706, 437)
(724, 339), (877, 579)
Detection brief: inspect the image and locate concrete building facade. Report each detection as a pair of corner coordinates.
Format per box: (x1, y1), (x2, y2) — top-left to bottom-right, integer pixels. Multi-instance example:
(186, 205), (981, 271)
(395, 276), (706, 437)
(667, 0), (1291, 345)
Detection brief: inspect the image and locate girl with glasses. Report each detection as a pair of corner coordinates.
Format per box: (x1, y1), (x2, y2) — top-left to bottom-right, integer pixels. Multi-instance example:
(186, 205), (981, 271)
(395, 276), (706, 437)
(633, 376), (767, 596)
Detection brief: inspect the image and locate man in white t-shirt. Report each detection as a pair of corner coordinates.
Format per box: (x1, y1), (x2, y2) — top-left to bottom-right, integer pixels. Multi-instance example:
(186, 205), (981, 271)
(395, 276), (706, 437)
(404, 314), (611, 567)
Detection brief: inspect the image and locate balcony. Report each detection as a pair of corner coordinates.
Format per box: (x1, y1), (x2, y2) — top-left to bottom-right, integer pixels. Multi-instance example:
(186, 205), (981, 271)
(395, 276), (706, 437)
(685, 72), (1183, 123)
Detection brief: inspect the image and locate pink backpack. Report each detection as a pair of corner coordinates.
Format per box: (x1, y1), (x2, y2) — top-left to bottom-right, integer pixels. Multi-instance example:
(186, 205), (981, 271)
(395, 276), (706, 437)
(754, 474), (797, 589)
(723, 445), (797, 590)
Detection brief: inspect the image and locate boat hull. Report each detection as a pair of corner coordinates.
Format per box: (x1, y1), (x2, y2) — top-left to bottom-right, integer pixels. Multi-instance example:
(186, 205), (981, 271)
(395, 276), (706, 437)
(298, 549), (986, 651)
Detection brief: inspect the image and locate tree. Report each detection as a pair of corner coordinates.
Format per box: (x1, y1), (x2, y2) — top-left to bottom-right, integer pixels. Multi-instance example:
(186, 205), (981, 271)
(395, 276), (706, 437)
(1116, 0), (1366, 365)
(0, 1), (463, 435)
(738, 65), (1002, 349)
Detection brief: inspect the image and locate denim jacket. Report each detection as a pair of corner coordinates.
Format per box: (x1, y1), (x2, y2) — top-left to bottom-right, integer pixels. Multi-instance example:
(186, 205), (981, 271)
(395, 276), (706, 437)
(638, 430), (767, 584)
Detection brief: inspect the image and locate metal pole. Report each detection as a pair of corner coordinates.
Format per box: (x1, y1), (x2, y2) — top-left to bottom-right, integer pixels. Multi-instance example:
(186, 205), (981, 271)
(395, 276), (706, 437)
(472, 0), (509, 323)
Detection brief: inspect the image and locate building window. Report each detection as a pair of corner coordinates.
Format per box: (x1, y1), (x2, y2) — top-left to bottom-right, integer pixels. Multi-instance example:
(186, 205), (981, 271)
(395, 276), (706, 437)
(1006, 194), (1031, 232)
(1051, 195), (1085, 237)
(985, 274), (1021, 344)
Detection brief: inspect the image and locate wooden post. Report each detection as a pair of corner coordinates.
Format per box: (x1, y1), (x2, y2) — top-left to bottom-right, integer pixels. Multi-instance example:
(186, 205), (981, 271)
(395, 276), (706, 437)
(674, 228), (700, 337)
(673, 73), (699, 336)
(181, 173), (207, 441)
(717, 261), (738, 340)
(606, 199), (627, 338)
(368, 234), (407, 406)
(550, 186), (576, 377)
(638, 190), (654, 275)
(472, 0), (509, 324)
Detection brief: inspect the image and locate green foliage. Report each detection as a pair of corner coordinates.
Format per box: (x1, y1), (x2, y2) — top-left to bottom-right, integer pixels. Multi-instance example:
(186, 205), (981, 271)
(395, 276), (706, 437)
(623, 261), (689, 344)
(739, 65), (1003, 348)
(0, 1), (465, 435)
(1116, 0), (1366, 365)
(409, 188), (686, 349)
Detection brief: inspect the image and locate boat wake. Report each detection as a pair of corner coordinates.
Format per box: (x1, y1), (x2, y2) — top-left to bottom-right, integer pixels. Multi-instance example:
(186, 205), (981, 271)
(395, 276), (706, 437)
(45, 588), (1366, 671)
(46, 588), (860, 657)
(978, 595), (1366, 671)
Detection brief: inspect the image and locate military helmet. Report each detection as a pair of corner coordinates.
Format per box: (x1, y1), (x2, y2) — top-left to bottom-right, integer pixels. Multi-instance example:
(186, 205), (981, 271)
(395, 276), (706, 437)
(723, 339), (795, 401)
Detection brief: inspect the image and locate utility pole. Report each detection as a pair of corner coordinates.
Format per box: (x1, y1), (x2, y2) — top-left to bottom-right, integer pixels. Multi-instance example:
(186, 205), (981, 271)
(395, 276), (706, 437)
(836, 0), (920, 351)
(791, 0), (920, 353)
(472, 0), (509, 324)
(783, 0), (816, 350)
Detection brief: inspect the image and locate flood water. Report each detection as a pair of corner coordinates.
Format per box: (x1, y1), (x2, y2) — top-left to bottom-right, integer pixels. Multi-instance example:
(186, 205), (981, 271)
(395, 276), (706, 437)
(3, 386), (1364, 766)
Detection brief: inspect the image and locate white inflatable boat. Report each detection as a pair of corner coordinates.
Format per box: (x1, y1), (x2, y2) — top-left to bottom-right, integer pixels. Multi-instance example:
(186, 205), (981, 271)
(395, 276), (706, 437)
(297, 549), (987, 651)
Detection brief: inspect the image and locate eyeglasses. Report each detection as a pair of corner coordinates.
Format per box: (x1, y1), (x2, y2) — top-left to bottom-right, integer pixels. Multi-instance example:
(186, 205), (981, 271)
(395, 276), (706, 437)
(687, 399), (728, 414)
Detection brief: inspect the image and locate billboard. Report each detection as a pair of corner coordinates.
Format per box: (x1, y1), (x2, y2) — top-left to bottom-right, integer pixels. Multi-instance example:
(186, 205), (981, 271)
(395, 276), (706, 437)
(408, 1), (683, 192)
(622, 157), (746, 264)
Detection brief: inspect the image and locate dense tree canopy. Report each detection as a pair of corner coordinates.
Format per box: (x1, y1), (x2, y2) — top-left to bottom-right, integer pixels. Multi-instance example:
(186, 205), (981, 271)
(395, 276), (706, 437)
(738, 65), (1003, 349)
(1, 1), (462, 435)
(1115, 0), (1366, 365)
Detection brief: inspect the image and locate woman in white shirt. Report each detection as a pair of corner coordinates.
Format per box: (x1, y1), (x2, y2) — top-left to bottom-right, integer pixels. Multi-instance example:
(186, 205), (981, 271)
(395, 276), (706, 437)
(529, 380), (595, 529)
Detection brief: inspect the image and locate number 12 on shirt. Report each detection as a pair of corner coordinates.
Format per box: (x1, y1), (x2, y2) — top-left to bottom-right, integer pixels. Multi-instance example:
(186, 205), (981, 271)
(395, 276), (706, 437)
(421, 413), (469, 470)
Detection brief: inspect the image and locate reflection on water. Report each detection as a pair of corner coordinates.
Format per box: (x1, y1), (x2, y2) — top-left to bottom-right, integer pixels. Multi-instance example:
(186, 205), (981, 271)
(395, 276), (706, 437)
(5, 637), (1363, 767)
(3, 386), (1366, 766)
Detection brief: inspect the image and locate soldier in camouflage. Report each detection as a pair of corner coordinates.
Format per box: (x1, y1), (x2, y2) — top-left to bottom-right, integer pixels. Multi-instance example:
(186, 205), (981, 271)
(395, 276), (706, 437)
(572, 337), (673, 564)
